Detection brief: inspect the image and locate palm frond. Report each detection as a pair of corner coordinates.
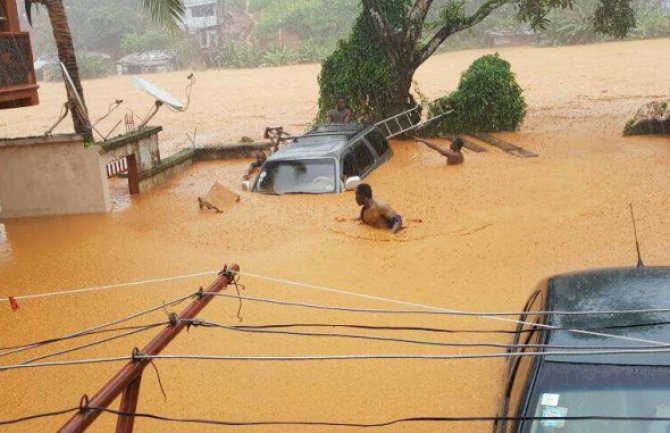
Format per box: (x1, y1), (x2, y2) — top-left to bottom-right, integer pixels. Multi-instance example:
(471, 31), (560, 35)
(142, 0), (185, 32)
(24, 0), (47, 26)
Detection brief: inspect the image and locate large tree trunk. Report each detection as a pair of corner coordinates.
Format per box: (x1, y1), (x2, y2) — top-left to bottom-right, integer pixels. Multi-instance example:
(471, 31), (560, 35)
(45, 0), (93, 141)
(386, 65), (418, 116)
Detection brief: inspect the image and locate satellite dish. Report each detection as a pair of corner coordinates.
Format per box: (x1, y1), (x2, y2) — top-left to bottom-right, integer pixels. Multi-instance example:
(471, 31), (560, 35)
(60, 62), (90, 122)
(133, 76), (185, 110)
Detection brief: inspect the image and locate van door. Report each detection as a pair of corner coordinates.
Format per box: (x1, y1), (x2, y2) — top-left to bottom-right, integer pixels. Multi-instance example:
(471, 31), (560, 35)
(352, 140), (376, 178)
(365, 128), (391, 160)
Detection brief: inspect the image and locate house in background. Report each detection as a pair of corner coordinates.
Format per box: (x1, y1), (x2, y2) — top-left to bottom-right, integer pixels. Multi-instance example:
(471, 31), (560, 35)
(116, 50), (178, 75)
(183, 0), (228, 50)
(0, 0), (38, 109)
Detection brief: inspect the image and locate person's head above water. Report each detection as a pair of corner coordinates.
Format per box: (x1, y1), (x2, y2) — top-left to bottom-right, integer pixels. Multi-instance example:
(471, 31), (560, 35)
(336, 96), (347, 110)
(451, 136), (464, 152)
(355, 183), (373, 206)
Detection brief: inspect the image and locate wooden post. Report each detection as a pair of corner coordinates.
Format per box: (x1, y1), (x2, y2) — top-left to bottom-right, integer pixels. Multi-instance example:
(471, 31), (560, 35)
(115, 376), (142, 433)
(126, 154), (140, 195)
(58, 264), (240, 433)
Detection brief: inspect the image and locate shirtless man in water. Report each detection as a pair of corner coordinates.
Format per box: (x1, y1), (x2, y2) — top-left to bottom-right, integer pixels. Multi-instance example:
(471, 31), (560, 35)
(355, 183), (402, 234)
(417, 137), (464, 165)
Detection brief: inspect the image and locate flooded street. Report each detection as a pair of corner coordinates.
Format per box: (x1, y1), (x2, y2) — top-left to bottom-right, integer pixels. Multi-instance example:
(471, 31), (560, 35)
(1, 39), (670, 432)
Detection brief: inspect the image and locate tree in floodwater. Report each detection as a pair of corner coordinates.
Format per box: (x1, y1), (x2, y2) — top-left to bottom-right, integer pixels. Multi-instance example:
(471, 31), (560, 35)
(318, 0), (636, 122)
(24, 0), (185, 141)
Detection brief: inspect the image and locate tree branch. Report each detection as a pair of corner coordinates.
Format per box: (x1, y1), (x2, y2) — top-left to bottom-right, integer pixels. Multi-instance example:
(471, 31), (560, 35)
(361, 0), (403, 65)
(406, 0), (434, 49)
(415, 0), (506, 66)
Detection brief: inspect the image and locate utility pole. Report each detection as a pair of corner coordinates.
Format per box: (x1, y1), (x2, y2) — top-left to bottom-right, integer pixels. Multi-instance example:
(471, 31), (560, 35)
(58, 264), (240, 433)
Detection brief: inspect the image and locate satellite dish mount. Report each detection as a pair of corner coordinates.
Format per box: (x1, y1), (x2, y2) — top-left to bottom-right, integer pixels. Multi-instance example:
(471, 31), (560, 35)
(133, 74), (195, 129)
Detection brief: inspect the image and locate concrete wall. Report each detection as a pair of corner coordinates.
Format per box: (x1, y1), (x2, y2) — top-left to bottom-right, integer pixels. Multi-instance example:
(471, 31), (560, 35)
(139, 149), (193, 193)
(0, 134), (110, 218)
(194, 142), (271, 161)
(100, 127), (162, 169)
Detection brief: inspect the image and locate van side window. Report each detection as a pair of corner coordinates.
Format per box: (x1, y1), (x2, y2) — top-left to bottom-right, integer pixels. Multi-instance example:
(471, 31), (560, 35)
(353, 141), (375, 174)
(342, 152), (357, 177)
(366, 129), (389, 157)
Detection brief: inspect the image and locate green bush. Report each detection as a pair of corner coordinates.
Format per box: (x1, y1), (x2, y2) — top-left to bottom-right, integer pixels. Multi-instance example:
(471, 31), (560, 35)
(214, 44), (263, 68)
(429, 53), (526, 134)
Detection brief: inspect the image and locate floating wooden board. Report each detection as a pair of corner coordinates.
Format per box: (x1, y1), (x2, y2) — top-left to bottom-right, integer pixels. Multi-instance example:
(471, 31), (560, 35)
(468, 133), (538, 158)
(198, 182), (240, 213)
(438, 134), (488, 153)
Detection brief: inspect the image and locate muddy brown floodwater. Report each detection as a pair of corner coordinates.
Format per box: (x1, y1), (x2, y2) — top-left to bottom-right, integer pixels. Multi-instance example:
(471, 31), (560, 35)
(1, 39), (670, 433)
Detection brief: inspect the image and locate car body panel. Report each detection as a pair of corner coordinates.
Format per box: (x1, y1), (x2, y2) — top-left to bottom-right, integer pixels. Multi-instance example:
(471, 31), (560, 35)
(495, 267), (670, 433)
(546, 267), (670, 365)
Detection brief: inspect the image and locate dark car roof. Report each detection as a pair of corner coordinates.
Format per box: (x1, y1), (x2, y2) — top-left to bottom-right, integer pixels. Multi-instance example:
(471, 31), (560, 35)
(268, 124), (376, 161)
(545, 267), (670, 365)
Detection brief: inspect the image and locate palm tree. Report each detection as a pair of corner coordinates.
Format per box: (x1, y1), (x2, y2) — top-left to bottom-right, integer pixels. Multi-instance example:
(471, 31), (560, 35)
(24, 0), (185, 141)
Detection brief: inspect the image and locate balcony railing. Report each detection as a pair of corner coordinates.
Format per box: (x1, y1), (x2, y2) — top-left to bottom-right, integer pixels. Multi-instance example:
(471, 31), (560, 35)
(0, 32), (39, 109)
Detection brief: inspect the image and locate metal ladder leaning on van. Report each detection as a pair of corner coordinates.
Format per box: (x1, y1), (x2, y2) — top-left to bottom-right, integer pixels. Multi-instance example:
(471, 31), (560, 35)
(375, 104), (453, 139)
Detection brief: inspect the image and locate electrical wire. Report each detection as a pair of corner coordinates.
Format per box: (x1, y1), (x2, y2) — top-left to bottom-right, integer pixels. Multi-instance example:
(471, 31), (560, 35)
(0, 407), (78, 427)
(230, 320), (670, 335)
(235, 272), (670, 346)
(0, 271), (216, 303)
(0, 293), (195, 359)
(0, 323), (167, 352)
(208, 291), (670, 346)
(187, 319), (670, 351)
(0, 356), (132, 372)
(5, 345), (670, 372)
(6, 407), (670, 429)
(5, 267), (670, 316)
(15, 323), (165, 367)
(210, 292), (670, 318)
(239, 272), (670, 317)
(135, 348), (670, 363)
(89, 407), (670, 427)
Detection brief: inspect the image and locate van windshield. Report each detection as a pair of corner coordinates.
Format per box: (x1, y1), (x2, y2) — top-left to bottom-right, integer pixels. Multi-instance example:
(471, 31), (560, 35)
(254, 159), (337, 194)
(523, 362), (670, 433)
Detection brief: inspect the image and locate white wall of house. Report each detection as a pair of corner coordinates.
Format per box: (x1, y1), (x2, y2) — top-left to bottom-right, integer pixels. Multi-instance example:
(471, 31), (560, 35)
(185, 1), (218, 32)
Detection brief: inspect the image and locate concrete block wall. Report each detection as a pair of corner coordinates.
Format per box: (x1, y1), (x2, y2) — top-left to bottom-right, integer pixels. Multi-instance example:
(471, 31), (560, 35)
(0, 134), (110, 218)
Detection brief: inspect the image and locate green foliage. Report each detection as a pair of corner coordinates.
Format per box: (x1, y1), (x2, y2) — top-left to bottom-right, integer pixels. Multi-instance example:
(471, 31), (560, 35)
(430, 54), (526, 133)
(256, 0), (359, 45)
(140, 0), (185, 32)
(316, 0), (411, 123)
(214, 44), (263, 68)
(592, 0), (636, 38)
(623, 119), (636, 136)
(76, 52), (113, 79)
(630, 6), (670, 38)
(541, 0), (604, 45)
(29, 0), (172, 58)
(121, 31), (174, 54)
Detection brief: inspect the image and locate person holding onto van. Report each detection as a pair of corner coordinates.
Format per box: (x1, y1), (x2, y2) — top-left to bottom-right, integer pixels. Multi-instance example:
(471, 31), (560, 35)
(327, 96), (352, 125)
(243, 151), (267, 180)
(355, 183), (402, 234)
(417, 136), (464, 165)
